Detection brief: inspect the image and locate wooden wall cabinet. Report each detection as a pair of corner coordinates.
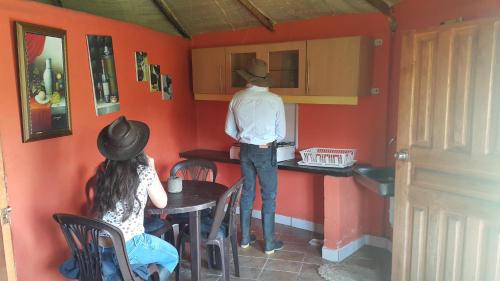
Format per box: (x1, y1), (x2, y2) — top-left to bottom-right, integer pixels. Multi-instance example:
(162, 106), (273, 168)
(192, 36), (374, 104)
(192, 47), (225, 95)
(225, 44), (263, 95)
(306, 36), (374, 97)
(266, 41), (306, 96)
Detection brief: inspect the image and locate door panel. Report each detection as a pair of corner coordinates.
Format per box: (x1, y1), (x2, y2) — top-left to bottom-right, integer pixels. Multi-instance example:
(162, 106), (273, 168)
(445, 26), (478, 153)
(412, 32), (438, 148)
(393, 19), (500, 281)
(488, 23), (500, 155)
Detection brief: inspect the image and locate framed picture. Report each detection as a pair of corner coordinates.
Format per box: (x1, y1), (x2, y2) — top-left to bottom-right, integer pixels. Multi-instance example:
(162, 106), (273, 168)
(15, 22), (72, 142)
(86, 35), (120, 116)
(149, 64), (160, 92)
(161, 74), (172, 100)
(135, 51), (149, 82)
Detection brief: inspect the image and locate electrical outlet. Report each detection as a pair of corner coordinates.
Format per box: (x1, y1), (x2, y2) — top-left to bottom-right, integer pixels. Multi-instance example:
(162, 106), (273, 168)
(374, 39), (383, 47)
(370, 88), (380, 96)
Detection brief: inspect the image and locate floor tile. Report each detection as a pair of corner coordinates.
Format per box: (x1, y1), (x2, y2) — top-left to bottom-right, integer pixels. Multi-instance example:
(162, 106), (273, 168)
(268, 249), (305, 262)
(231, 266), (262, 280)
(298, 263), (326, 281)
(236, 255), (267, 268)
(174, 216), (391, 281)
(282, 242), (321, 256)
(264, 259), (302, 273)
(302, 255), (335, 265)
(258, 269), (299, 281)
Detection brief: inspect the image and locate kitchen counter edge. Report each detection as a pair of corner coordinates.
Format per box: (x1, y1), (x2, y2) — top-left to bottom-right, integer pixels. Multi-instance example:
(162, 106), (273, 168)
(179, 149), (355, 177)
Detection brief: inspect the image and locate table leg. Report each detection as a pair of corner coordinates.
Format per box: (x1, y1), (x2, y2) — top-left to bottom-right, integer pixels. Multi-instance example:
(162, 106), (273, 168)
(189, 210), (201, 281)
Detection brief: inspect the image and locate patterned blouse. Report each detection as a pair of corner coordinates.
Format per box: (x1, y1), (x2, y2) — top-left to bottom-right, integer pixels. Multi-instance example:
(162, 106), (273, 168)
(102, 165), (160, 241)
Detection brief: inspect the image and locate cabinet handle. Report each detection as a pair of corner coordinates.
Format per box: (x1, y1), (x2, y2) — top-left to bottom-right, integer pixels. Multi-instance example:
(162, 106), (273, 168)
(218, 64), (222, 94)
(306, 59), (310, 94)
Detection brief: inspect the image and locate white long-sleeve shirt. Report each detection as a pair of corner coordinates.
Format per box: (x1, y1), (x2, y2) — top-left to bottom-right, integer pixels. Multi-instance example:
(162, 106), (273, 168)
(225, 85), (286, 145)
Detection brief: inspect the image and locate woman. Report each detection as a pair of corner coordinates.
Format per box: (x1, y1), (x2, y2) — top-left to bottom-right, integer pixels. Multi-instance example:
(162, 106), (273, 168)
(93, 116), (178, 279)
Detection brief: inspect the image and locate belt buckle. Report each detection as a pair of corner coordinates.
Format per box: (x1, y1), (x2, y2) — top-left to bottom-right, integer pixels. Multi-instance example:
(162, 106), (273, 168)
(258, 144), (268, 148)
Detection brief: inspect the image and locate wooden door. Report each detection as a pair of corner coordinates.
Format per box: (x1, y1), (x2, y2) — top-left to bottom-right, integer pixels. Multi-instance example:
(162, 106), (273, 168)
(192, 47), (225, 95)
(264, 41), (306, 96)
(307, 36), (373, 97)
(0, 138), (16, 280)
(393, 19), (500, 281)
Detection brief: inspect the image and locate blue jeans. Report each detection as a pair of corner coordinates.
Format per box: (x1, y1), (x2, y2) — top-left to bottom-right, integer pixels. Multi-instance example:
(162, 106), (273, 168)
(240, 143), (278, 215)
(126, 233), (178, 277)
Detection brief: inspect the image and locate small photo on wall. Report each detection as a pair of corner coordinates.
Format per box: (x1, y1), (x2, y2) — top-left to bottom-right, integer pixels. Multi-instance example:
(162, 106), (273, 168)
(161, 74), (172, 100)
(86, 35), (120, 116)
(149, 64), (160, 92)
(135, 51), (149, 82)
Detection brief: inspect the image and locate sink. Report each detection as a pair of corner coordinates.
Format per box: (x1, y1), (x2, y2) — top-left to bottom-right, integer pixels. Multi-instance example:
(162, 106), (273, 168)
(353, 166), (395, 197)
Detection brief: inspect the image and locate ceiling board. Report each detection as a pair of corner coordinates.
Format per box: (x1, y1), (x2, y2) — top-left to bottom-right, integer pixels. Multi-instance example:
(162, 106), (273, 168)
(33, 0), (402, 36)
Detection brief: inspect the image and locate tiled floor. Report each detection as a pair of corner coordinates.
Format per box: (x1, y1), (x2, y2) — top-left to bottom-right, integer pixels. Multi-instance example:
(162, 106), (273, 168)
(169, 218), (391, 281)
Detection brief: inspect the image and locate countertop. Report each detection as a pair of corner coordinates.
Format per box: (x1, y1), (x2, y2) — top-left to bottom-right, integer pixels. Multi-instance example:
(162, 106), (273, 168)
(179, 149), (355, 177)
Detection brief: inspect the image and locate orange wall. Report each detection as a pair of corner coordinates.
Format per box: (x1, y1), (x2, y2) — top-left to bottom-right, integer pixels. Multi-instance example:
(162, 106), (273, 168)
(191, 14), (390, 230)
(0, 1), (195, 280)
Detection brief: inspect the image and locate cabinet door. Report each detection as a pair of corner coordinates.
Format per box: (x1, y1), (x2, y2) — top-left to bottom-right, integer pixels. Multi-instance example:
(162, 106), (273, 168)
(265, 41), (306, 96)
(307, 36), (373, 96)
(225, 45), (265, 95)
(192, 47), (225, 95)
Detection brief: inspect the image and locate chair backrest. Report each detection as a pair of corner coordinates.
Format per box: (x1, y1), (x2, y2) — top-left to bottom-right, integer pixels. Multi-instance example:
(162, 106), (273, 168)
(207, 178), (244, 241)
(170, 159), (217, 182)
(53, 213), (140, 281)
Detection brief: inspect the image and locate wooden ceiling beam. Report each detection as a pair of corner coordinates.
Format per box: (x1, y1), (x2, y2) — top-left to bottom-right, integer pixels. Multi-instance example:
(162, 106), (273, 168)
(364, 0), (398, 32)
(152, 0), (191, 39)
(236, 0), (275, 32)
(52, 0), (63, 7)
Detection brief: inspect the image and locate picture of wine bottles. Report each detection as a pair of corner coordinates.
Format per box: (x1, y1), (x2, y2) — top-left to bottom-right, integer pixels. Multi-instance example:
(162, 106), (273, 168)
(86, 35), (120, 116)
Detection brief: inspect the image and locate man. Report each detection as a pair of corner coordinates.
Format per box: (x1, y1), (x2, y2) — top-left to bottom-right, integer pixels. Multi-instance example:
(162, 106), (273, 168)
(225, 58), (286, 255)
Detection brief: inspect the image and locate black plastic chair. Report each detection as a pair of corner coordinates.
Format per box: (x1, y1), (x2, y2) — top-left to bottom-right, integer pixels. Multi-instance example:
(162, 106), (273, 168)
(170, 159), (218, 182)
(168, 159), (218, 226)
(175, 178), (243, 281)
(53, 213), (161, 281)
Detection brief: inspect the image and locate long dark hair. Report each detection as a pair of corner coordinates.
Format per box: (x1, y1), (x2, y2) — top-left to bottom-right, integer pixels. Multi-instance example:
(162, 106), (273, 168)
(92, 151), (149, 221)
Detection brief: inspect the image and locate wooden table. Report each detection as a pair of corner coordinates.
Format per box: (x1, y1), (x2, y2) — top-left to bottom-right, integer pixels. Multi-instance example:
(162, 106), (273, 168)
(146, 180), (227, 281)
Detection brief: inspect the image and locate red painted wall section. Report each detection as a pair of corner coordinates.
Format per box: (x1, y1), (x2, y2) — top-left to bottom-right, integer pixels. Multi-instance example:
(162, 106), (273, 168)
(191, 14), (390, 230)
(0, 1), (195, 280)
(323, 176), (386, 250)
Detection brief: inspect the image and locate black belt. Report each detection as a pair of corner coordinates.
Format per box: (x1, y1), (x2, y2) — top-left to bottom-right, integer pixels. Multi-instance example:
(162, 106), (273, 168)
(241, 142), (277, 166)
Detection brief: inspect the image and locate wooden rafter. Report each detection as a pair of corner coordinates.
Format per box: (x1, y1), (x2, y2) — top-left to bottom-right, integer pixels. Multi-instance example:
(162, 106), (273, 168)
(152, 0), (191, 39)
(52, 0), (63, 7)
(236, 0), (275, 32)
(365, 0), (398, 32)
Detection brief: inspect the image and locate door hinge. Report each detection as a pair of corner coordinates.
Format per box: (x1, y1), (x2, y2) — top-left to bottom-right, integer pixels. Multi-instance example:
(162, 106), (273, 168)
(1, 207), (12, 224)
